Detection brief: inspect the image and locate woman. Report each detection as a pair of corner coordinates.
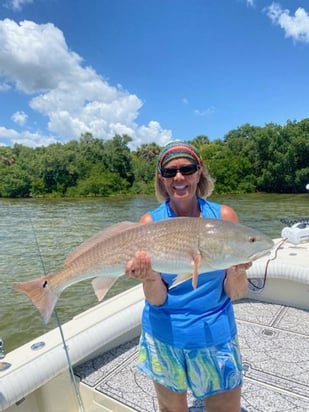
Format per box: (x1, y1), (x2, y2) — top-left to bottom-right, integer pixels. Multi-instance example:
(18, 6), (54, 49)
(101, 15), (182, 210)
(125, 141), (250, 412)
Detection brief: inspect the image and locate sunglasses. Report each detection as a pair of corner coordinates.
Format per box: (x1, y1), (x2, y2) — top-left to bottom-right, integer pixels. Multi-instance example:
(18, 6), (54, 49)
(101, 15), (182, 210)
(160, 164), (200, 178)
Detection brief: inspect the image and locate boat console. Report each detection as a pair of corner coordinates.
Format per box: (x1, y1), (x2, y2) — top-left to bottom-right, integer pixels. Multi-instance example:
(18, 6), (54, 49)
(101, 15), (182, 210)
(280, 217), (309, 245)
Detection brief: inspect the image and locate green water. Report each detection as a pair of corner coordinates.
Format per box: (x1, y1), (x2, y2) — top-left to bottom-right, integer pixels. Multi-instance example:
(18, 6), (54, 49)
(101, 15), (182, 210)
(0, 194), (308, 352)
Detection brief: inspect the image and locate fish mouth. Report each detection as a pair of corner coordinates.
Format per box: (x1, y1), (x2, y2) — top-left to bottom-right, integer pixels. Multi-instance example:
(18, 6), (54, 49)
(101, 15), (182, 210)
(248, 249), (272, 261)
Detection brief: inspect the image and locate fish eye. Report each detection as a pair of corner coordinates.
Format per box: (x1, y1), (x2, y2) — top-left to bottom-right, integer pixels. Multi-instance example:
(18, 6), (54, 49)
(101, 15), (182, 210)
(249, 236), (256, 243)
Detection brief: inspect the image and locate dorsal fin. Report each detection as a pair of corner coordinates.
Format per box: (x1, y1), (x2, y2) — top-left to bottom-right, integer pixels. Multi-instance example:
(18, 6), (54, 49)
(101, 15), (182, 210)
(65, 221), (141, 266)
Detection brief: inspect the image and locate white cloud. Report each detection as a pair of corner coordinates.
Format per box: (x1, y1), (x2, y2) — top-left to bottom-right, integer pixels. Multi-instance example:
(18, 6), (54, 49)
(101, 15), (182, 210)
(0, 19), (84, 93)
(134, 121), (172, 149)
(0, 125), (57, 147)
(0, 19), (171, 148)
(194, 106), (215, 117)
(245, 0), (255, 7)
(4, 0), (33, 12)
(266, 3), (309, 43)
(11, 110), (28, 125)
(0, 125), (20, 140)
(0, 82), (11, 91)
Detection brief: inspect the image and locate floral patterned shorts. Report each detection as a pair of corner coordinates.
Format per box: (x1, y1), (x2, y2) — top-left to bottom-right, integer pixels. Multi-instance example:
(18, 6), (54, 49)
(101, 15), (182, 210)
(136, 330), (243, 399)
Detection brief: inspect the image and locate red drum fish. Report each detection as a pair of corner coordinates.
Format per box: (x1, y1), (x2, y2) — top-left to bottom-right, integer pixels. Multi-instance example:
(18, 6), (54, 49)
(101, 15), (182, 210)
(15, 217), (274, 323)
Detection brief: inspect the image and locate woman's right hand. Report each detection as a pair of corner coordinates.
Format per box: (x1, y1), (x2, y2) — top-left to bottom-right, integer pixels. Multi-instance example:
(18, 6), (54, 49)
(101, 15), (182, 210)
(125, 250), (161, 281)
(125, 251), (167, 305)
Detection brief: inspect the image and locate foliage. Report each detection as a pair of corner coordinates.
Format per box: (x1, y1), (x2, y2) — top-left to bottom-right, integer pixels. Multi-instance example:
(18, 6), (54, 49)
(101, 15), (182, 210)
(130, 143), (161, 194)
(222, 120), (309, 193)
(0, 118), (308, 198)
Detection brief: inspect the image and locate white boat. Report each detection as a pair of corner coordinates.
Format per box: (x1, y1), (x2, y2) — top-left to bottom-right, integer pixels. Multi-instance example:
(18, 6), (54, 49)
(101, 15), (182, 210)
(1, 234), (309, 412)
(0, 285), (144, 412)
(247, 219), (309, 310)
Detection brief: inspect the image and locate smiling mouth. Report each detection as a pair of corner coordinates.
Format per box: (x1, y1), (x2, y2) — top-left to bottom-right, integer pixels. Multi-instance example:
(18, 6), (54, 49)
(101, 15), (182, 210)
(174, 185), (187, 190)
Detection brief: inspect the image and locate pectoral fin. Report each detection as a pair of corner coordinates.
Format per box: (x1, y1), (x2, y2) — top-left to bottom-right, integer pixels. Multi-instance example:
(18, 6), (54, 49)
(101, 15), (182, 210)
(192, 254), (201, 289)
(170, 253), (202, 290)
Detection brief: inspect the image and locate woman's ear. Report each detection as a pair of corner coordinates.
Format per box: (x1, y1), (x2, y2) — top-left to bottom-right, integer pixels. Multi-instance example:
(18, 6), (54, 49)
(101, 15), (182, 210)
(197, 167), (202, 180)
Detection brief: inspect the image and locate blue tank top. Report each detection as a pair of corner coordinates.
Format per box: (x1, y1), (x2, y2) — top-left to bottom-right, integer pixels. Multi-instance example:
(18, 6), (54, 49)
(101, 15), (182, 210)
(142, 198), (237, 349)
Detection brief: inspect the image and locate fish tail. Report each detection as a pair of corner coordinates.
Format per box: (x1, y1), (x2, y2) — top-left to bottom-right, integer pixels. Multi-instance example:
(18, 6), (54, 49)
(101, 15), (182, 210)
(15, 275), (59, 324)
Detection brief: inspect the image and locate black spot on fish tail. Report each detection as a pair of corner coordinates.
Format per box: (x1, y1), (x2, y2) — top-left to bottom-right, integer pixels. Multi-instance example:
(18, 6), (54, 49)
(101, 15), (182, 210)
(42, 280), (48, 288)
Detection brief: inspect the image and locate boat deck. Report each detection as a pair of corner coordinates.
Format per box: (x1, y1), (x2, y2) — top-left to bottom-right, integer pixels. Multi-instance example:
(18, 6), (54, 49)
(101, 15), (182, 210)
(74, 298), (309, 411)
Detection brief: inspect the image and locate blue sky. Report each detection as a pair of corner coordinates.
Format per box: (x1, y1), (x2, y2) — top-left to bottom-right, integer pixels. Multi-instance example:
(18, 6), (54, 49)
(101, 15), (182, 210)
(0, 0), (309, 149)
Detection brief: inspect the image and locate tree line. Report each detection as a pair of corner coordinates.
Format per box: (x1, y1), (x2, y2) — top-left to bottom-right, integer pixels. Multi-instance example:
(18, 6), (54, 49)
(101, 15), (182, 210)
(0, 119), (308, 198)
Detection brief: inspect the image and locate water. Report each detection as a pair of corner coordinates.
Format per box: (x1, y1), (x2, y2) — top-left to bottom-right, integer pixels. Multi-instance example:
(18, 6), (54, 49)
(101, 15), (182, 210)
(0, 194), (308, 352)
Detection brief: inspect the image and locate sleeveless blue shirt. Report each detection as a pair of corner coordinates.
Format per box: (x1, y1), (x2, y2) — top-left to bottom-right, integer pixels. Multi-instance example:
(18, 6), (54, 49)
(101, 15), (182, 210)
(141, 198), (237, 349)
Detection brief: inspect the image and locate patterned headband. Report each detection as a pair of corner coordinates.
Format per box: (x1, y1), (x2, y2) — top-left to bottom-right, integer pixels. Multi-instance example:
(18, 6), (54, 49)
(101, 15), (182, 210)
(157, 141), (202, 171)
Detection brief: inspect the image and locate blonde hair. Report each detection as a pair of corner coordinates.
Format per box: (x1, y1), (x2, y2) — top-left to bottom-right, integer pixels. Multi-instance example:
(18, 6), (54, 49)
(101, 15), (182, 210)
(155, 157), (215, 202)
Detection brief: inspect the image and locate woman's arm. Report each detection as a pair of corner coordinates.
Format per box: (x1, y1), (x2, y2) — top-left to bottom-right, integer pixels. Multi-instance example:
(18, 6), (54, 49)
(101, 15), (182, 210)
(221, 205), (250, 300)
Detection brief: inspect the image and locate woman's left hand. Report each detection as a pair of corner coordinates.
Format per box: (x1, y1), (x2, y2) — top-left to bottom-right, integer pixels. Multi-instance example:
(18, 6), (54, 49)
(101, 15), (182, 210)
(224, 262), (252, 300)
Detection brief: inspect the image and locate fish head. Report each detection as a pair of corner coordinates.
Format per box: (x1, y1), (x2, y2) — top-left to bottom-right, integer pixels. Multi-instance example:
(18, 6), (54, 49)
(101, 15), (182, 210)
(198, 219), (274, 269)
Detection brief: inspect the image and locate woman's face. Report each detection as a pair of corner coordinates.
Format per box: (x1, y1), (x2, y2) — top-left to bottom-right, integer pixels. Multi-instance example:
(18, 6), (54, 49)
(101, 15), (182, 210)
(159, 158), (201, 201)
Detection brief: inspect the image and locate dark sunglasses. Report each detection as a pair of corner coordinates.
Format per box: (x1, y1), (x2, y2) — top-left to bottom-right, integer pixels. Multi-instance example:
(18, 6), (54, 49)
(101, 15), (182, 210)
(160, 164), (200, 178)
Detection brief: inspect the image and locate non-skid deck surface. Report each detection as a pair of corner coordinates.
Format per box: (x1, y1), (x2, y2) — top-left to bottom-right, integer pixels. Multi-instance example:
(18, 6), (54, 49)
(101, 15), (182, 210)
(75, 299), (309, 412)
